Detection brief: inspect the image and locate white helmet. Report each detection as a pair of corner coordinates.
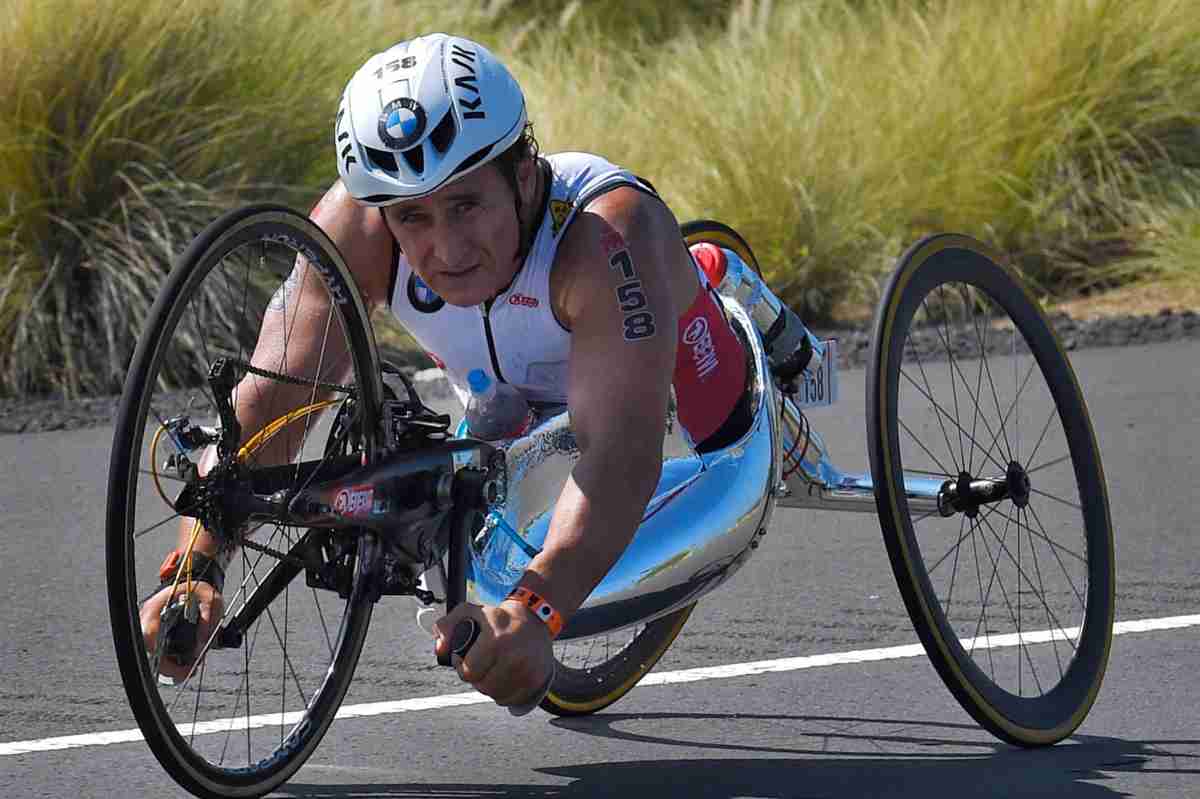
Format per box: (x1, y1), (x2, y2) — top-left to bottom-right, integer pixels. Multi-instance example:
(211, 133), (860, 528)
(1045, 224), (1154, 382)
(335, 34), (527, 205)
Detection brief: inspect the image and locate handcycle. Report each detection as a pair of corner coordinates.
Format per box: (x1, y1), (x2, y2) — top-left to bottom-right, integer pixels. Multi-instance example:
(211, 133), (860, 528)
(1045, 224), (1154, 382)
(106, 205), (1114, 798)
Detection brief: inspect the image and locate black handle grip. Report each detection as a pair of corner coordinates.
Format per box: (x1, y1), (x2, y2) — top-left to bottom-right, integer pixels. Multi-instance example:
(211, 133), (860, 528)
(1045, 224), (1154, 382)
(437, 617), (480, 667)
(161, 599), (199, 664)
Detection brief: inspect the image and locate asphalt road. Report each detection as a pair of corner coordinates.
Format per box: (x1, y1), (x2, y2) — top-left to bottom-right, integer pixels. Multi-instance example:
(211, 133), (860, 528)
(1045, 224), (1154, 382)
(1, 338), (1197, 798)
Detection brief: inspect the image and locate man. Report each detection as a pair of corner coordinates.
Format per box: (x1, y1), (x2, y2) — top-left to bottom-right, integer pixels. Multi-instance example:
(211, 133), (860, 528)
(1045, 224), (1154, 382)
(142, 34), (751, 712)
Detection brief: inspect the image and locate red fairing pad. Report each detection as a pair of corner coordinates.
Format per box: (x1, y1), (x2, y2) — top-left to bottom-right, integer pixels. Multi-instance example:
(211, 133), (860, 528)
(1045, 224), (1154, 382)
(673, 279), (747, 444)
(689, 242), (728, 287)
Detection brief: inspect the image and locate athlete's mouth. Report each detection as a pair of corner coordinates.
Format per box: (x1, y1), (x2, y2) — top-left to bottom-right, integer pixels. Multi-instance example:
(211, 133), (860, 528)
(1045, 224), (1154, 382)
(442, 264), (480, 279)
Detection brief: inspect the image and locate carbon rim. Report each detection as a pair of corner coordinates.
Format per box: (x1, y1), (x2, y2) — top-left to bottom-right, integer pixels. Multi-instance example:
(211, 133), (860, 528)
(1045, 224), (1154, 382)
(543, 605), (695, 716)
(870, 235), (1113, 745)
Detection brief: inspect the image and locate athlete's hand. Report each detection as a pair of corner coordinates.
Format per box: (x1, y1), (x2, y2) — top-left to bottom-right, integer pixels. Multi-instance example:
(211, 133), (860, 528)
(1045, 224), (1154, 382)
(140, 582), (225, 682)
(433, 601), (555, 713)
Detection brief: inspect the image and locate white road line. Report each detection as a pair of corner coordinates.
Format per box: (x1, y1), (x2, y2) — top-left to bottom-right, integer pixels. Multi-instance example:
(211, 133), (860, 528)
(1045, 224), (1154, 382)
(2, 613), (1196, 757)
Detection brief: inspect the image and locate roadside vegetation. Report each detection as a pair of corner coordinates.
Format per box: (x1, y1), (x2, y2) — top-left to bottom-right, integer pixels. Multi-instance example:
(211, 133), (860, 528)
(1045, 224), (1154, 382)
(2, 0), (1197, 397)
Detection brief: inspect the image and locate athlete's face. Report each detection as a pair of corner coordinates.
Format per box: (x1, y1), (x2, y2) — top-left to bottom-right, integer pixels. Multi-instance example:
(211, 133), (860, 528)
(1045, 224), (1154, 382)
(382, 158), (538, 307)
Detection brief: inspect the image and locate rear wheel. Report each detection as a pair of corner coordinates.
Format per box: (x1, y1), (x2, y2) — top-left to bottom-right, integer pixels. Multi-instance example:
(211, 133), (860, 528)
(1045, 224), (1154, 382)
(106, 205), (384, 797)
(681, 218), (764, 277)
(541, 606), (695, 716)
(867, 234), (1115, 746)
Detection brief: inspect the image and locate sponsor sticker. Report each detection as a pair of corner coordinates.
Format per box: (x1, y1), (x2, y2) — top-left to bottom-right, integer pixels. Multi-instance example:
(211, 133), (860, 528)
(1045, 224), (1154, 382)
(682, 316), (719, 379)
(407, 273), (446, 313)
(550, 200), (572, 236)
(333, 485), (375, 518)
(378, 97), (427, 151)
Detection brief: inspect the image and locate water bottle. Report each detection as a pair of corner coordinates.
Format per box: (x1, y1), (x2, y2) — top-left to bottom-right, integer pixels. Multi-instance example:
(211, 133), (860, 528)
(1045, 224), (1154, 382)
(692, 243), (819, 384)
(464, 368), (535, 440)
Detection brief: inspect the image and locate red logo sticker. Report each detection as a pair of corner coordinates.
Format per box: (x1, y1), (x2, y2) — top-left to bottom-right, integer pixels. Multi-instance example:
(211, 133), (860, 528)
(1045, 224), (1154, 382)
(333, 485), (375, 517)
(682, 316), (719, 379)
(509, 293), (539, 308)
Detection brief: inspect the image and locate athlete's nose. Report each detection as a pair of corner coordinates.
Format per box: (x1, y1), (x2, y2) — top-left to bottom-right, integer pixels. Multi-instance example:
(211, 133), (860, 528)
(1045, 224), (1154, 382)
(432, 229), (471, 271)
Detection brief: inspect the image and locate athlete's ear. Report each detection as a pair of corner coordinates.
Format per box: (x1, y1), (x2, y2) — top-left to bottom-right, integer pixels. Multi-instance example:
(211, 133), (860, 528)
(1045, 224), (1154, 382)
(516, 153), (538, 205)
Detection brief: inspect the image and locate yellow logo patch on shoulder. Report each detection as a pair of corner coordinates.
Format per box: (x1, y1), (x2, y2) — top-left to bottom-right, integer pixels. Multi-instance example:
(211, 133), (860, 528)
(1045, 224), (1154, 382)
(550, 199), (572, 237)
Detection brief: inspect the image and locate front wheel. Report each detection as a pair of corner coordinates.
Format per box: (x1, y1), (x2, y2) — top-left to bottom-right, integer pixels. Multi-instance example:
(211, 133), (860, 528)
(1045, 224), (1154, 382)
(106, 205), (384, 797)
(866, 234), (1115, 746)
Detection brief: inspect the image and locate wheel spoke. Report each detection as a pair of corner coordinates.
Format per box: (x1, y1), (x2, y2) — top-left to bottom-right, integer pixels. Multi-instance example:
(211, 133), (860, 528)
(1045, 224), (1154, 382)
(1025, 504), (1088, 610)
(977, 318), (1015, 464)
(979, 510), (1081, 652)
(1028, 487), (1082, 512)
(1023, 506), (1066, 681)
(975, 358), (1037, 472)
(976, 511), (1045, 696)
(899, 369), (1009, 474)
(901, 466), (956, 479)
(967, 516), (997, 676)
(945, 514), (966, 619)
(906, 306), (962, 473)
(935, 286), (969, 469)
(922, 502), (1006, 575)
(133, 506), (202, 540)
(1024, 405), (1060, 471)
(966, 286), (989, 476)
(1026, 453), (1072, 476)
(935, 313), (1032, 477)
(897, 416), (957, 478)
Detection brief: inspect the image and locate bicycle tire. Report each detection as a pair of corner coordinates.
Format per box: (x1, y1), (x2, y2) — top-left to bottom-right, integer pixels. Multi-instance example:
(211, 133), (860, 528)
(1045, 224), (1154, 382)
(866, 233), (1115, 746)
(541, 605), (695, 716)
(681, 218), (764, 278)
(106, 204), (384, 797)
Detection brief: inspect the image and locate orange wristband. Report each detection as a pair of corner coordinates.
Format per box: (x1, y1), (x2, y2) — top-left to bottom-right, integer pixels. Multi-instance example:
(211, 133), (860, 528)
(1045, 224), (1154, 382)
(506, 587), (564, 639)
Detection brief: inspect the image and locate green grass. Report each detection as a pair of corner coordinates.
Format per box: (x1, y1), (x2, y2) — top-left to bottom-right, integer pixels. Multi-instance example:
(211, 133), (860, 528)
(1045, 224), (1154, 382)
(2, 0), (1198, 397)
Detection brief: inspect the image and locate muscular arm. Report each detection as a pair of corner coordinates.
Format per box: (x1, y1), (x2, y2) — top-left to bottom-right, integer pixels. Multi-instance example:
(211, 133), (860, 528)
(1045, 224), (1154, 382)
(512, 187), (694, 620)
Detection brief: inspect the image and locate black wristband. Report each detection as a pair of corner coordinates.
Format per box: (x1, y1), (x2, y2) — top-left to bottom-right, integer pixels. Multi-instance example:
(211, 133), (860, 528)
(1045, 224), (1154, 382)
(160, 551), (226, 594)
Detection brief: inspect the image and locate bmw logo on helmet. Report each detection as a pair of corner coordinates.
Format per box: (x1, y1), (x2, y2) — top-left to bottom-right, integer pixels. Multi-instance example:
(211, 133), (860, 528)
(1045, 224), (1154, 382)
(379, 97), (427, 150)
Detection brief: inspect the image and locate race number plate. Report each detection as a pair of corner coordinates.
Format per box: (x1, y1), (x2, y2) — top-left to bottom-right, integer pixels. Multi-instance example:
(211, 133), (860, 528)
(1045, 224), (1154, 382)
(792, 338), (839, 409)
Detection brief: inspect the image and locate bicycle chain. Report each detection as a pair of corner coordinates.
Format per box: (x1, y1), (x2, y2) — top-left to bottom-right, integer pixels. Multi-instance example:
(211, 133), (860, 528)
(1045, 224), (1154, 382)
(239, 536), (307, 569)
(226, 357), (356, 396)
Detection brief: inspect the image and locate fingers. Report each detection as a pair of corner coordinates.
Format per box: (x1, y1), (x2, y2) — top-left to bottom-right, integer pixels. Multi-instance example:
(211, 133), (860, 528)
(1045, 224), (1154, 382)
(431, 602), (477, 657)
(140, 584), (223, 681)
(433, 604), (495, 683)
(435, 603), (555, 711)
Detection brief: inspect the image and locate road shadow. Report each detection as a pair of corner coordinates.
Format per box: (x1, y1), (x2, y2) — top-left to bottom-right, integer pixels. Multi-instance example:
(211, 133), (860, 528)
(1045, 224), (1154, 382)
(276, 712), (1197, 798)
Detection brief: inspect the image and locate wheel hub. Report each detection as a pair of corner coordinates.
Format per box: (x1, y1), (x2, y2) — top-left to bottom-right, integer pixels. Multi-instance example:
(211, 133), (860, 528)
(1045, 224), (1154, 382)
(937, 465), (1027, 519)
(1006, 460), (1032, 508)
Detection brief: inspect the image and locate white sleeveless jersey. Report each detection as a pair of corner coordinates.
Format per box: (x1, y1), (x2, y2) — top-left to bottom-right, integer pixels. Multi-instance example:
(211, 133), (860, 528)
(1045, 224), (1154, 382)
(388, 151), (662, 407)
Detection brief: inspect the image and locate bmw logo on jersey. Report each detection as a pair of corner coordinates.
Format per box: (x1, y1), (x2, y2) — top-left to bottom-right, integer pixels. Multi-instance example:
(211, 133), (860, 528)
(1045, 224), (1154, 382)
(407, 272), (445, 313)
(378, 97), (427, 151)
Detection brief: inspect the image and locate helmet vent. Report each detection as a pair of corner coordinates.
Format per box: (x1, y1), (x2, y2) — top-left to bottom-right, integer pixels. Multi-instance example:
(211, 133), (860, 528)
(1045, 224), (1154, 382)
(429, 110), (456, 154)
(450, 144), (494, 178)
(365, 147), (398, 173)
(401, 146), (425, 174)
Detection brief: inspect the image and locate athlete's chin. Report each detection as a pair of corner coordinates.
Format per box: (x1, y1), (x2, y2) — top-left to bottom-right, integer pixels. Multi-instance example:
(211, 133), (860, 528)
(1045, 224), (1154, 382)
(433, 276), (490, 307)
(434, 265), (507, 306)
